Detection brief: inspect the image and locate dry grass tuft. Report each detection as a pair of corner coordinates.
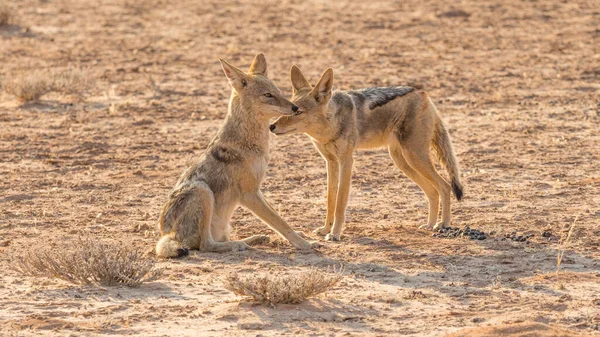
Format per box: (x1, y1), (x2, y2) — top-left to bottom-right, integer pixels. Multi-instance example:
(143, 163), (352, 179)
(3, 67), (93, 102)
(225, 266), (344, 305)
(52, 67), (93, 98)
(11, 234), (162, 287)
(557, 215), (578, 274)
(3, 70), (53, 101)
(0, 4), (12, 26)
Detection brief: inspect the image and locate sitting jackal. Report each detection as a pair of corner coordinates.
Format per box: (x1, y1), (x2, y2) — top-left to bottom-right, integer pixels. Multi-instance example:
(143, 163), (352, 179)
(156, 55), (318, 258)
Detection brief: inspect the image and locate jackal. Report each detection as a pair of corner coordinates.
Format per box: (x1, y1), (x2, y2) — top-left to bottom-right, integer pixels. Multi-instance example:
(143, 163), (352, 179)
(270, 66), (463, 241)
(156, 54), (318, 258)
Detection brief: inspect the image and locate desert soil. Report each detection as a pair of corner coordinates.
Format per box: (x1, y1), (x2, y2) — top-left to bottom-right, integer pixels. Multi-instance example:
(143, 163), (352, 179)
(1, 0), (599, 336)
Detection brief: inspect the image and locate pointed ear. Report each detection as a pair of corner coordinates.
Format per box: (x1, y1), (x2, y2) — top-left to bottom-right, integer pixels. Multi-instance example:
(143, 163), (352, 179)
(220, 58), (250, 89)
(290, 65), (311, 94)
(248, 53), (267, 76)
(311, 68), (334, 102)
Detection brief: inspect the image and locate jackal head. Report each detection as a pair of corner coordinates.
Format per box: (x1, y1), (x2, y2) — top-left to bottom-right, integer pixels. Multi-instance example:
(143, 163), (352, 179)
(269, 65), (333, 136)
(219, 54), (299, 119)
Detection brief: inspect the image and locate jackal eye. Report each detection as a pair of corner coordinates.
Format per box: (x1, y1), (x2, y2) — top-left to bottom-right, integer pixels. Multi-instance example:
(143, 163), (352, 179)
(264, 93), (273, 98)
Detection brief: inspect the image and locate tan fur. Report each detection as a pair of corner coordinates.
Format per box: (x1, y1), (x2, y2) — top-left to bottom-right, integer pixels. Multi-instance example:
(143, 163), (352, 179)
(271, 66), (463, 241)
(156, 54), (318, 258)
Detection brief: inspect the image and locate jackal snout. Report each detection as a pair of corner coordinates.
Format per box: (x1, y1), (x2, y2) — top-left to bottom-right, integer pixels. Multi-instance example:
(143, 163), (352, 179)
(269, 115), (301, 135)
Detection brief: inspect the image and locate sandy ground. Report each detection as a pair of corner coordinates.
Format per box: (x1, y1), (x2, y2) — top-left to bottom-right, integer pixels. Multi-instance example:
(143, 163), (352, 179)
(1, 0), (599, 336)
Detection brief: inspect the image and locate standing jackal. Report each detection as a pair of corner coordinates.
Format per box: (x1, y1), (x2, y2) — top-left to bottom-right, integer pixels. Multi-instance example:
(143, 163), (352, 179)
(270, 66), (463, 241)
(156, 54), (318, 258)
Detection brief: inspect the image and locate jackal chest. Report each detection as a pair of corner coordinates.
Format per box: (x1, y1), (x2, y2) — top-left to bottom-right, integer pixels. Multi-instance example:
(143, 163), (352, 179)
(313, 140), (349, 161)
(238, 155), (269, 190)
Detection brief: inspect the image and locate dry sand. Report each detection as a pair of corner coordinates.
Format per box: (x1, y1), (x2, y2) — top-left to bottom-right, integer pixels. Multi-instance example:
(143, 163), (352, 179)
(1, 0), (599, 335)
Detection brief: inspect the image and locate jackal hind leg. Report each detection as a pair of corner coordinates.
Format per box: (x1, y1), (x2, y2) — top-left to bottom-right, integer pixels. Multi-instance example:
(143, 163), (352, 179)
(400, 145), (452, 231)
(389, 145), (441, 230)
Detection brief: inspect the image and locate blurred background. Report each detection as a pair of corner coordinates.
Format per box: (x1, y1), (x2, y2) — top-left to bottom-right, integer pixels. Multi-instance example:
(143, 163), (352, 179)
(1, 0), (598, 119)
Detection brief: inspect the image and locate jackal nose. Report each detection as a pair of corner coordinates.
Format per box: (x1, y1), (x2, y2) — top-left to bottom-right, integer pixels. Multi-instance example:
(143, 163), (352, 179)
(292, 105), (299, 112)
(269, 124), (276, 132)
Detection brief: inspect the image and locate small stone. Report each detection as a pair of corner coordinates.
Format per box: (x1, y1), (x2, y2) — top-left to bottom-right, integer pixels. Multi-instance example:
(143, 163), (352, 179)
(478, 235), (486, 240)
(542, 231), (552, 238)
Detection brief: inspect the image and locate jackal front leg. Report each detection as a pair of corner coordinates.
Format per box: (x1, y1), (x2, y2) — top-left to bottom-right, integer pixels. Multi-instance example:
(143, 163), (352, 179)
(326, 157), (353, 241)
(315, 159), (339, 236)
(242, 191), (319, 250)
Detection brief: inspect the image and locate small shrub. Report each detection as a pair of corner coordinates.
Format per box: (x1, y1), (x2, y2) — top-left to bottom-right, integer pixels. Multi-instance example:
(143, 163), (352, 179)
(3, 67), (93, 102)
(11, 234), (162, 287)
(51, 67), (93, 98)
(3, 70), (53, 101)
(225, 266), (344, 305)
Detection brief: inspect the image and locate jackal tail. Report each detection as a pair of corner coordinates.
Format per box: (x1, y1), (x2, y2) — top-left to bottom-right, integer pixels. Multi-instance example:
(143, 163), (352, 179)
(429, 101), (463, 201)
(156, 182), (214, 258)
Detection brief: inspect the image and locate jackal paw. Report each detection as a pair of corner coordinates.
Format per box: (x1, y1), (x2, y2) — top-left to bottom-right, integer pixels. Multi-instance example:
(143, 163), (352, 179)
(231, 241), (251, 252)
(325, 233), (341, 241)
(296, 240), (322, 251)
(419, 223), (435, 231)
(313, 226), (330, 236)
(433, 221), (450, 232)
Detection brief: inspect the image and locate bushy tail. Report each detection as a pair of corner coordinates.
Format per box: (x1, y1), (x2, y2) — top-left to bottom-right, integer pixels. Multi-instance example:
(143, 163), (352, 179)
(156, 181), (214, 258)
(156, 233), (189, 258)
(431, 112), (463, 201)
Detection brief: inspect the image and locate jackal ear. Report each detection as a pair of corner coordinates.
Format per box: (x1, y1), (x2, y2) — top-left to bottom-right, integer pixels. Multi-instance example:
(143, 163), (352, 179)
(220, 58), (251, 90)
(311, 68), (334, 102)
(248, 53), (268, 76)
(290, 65), (311, 94)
